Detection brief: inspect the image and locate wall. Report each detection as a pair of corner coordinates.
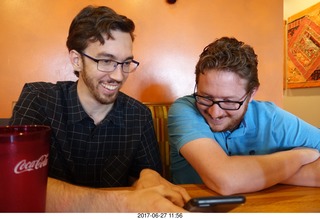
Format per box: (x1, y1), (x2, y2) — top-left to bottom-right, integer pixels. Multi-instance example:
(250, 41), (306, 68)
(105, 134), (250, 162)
(0, 0), (283, 118)
(283, 0), (320, 127)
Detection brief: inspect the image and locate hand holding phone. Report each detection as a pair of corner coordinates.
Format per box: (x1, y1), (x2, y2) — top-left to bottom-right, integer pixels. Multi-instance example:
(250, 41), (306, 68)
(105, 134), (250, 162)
(183, 195), (246, 212)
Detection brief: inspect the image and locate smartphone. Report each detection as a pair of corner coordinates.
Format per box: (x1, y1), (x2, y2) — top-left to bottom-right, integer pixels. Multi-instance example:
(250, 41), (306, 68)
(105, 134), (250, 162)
(183, 195), (246, 212)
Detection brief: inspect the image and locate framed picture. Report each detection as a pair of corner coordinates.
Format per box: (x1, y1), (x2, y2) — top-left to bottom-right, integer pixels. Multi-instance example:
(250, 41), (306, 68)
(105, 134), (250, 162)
(286, 2), (320, 89)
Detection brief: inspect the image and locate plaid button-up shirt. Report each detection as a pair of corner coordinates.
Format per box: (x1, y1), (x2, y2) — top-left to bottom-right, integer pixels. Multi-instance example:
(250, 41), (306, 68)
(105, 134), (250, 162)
(10, 81), (162, 187)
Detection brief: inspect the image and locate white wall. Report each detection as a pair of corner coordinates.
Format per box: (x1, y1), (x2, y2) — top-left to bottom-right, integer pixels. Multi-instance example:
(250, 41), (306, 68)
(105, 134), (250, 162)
(284, 0), (320, 19)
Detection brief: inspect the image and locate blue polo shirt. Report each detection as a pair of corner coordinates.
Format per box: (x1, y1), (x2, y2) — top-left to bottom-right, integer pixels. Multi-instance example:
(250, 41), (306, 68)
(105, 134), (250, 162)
(168, 95), (320, 184)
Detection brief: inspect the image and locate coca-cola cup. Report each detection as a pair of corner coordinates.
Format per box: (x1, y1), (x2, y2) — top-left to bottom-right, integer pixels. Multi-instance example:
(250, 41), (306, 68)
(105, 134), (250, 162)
(0, 125), (51, 212)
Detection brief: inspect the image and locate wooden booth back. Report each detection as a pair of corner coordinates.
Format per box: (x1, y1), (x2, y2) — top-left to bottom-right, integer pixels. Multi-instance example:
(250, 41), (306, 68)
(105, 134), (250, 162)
(144, 102), (172, 181)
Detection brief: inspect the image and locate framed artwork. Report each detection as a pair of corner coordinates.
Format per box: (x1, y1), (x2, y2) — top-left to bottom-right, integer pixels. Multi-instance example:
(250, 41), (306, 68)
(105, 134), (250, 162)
(286, 2), (320, 89)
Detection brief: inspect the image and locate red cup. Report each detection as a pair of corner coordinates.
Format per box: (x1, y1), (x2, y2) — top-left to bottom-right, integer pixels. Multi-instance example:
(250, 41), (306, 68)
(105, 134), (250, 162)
(0, 125), (51, 212)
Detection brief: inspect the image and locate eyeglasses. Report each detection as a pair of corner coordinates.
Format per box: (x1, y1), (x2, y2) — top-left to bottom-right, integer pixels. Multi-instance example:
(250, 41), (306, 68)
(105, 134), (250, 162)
(80, 52), (139, 73)
(193, 86), (250, 110)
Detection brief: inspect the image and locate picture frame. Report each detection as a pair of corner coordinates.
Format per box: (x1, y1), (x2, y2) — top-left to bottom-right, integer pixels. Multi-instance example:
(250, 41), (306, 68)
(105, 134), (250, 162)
(286, 2), (320, 89)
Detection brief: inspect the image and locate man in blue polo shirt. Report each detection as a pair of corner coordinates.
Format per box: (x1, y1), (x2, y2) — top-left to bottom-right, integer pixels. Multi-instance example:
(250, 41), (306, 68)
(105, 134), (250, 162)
(169, 36), (320, 195)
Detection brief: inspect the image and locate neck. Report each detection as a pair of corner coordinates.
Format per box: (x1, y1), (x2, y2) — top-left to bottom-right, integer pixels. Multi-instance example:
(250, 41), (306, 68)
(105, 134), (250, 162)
(77, 83), (114, 125)
(87, 103), (114, 125)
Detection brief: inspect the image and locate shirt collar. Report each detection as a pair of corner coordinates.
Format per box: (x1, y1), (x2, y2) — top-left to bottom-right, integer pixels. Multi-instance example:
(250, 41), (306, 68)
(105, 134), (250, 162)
(66, 83), (125, 126)
(101, 94), (126, 127)
(66, 82), (87, 124)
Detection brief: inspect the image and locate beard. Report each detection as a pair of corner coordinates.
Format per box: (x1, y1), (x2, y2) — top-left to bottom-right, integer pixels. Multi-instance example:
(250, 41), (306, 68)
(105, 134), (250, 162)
(81, 68), (119, 105)
(209, 113), (245, 132)
(203, 103), (248, 133)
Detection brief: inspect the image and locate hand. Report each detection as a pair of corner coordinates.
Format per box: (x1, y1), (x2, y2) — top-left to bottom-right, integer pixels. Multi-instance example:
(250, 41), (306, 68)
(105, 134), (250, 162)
(134, 169), (191, 207)
(291, 147), (320, 164)
(117, 185), (189, 212)
(46, 177), (189, 212)
(281, 156), (320, 187)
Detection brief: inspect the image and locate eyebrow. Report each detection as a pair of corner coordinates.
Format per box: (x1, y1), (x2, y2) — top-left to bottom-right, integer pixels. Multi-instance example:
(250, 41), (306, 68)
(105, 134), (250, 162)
(96, 52), (134, 61)
(197, 91), (233, 98)
(198, 92), (242, 101)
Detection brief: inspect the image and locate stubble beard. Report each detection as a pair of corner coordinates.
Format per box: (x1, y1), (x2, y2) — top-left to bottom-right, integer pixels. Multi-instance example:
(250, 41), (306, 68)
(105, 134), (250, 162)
(209, 104), (248, 133)
(82, 69), (118, 105)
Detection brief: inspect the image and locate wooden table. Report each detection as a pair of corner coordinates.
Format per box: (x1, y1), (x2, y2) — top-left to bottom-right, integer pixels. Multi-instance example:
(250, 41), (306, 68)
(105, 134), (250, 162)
(182, 184), (320, 212)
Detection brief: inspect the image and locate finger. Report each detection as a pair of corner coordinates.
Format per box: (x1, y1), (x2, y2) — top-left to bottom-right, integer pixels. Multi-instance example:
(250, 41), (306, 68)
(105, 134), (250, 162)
(171, 185), (191, 202)
(161, 181), (191, 202)
(155, 185), (187, 207)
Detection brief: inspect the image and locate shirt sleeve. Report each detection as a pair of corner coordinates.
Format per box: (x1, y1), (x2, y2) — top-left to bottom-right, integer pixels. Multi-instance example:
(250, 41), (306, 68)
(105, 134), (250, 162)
(9, 83), (49, 126)
(271, 104), (320, 151)
(168, 96), (213, 154)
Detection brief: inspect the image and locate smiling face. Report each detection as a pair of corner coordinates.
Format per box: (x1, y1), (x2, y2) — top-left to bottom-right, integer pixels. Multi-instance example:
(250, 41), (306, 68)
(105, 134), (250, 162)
(73, 30), (134, 105)
(196, 69), (257, 132)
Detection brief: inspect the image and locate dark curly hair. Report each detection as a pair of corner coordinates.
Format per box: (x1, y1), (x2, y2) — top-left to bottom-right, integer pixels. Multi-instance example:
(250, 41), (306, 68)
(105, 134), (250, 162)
(195, 37), (260, 92)
(66, 5), (135, 77)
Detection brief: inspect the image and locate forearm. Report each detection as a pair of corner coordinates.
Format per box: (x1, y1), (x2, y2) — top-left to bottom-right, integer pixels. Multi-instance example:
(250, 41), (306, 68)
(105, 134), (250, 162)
(204, 148), (319, 195)
(46, 176), (189, 212)
(46, 177), (127, 212)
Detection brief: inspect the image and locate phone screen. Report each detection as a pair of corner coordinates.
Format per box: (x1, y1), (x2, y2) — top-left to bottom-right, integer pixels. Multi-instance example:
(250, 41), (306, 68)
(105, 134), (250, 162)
(183, 195), (246, 212)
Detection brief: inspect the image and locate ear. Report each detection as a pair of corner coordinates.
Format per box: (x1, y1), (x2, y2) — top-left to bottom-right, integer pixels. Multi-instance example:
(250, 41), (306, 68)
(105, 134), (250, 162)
(248, 86), (259, 102)
(69, 50), (82, 72)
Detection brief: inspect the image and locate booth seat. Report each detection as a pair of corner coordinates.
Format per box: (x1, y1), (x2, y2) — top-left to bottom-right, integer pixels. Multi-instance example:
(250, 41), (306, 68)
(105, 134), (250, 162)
(144, 102), (172, 181)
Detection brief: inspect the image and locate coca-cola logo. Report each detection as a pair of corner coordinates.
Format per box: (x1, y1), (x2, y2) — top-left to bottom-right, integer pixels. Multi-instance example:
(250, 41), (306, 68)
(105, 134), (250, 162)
(14, 154), (49, 174)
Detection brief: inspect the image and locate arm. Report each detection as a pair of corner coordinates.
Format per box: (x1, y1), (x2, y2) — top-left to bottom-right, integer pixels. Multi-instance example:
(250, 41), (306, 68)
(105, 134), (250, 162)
(46, 171), (190, 212)
(180, 138), (319, 195)
(281, 157), (320, 186)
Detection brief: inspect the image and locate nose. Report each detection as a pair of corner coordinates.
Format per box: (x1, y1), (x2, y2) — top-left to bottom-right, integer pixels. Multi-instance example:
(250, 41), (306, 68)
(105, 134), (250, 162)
(206, 103), (224, 118)
(109, 64), (125, 81)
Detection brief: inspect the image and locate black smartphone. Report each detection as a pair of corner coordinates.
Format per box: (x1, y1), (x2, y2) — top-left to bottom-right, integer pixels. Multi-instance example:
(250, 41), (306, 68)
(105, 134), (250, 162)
(183, 195), (246, 212)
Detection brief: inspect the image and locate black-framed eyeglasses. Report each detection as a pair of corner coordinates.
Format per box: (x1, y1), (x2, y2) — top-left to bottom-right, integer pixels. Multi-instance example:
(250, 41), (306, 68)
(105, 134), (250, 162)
(80, 52), (139, 73)
(193, 85), (251, 110)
